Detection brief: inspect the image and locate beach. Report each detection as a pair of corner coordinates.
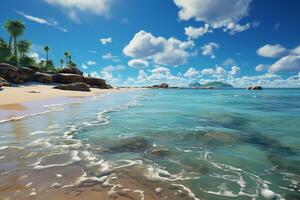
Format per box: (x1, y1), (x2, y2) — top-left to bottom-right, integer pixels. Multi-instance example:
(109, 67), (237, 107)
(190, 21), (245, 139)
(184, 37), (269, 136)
(0, 84), (117, 106)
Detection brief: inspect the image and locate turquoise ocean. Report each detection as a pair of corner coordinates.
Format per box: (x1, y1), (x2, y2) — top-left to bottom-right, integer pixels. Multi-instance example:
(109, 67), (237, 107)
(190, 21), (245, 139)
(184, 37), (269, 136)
(0, 88), (299, 199)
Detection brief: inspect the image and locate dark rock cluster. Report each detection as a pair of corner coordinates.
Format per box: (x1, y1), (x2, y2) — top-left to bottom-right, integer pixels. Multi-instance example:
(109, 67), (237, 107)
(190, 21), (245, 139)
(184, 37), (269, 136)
(0, 63), (112, 91)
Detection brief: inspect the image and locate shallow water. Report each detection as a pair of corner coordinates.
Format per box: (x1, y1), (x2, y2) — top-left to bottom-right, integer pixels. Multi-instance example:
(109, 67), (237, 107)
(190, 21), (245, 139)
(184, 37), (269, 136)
(0, 89), (300, 200)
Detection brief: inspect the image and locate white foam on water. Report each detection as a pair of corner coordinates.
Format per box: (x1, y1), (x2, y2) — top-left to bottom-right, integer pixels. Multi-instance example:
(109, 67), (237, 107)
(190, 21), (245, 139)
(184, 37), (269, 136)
(133, 190), (145, 200)
(176, 147), (193, 153)
(261, 189), (276, 199)
(0, 107), (63, 124)
(30, 152), (76, 169)
(29, 138), (52, 148)
(171, 184), (200, 200)
(30, 130), (49, 136)
(144, 166), (199, 182)
(0, 146), (24, 150)
(197, 150), (287, 200)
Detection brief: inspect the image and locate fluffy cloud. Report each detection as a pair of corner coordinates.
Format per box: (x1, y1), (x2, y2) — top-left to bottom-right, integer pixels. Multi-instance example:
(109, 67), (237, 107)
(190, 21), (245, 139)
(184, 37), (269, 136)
(128, 59), (149, 68)
(201, 66), (240, 78)
(256, 44), (300, 73)
(269, 55), (300, 73)
(87, 60), (96, 65)
(102, 53), (120, 62)
(228, 66), (240, 76)
(184, 67), (200, 77)
(123, 30), (194, 66)
(201, 42), (219, 58)
(89, 50), (97, 54)
(151, 66), (170, 74)
(43, 0), (114, 22)
(102, 65), (125, 73)
(255, 64), (269, 72)
(16, 11), (68, 32)
(257, 44), (288, 58)
(100, 37), (112, 45)
(174, 0), (252, 25)
(222, 22), (258, 35)
(184, 24), (211, 39)
(81, 63), (88, 69)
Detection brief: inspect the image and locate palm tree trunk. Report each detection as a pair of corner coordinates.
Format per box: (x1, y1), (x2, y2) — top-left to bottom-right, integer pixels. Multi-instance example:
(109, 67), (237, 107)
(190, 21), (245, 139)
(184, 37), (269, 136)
(13, 36), (17, 57)
(8, 36), (12, 53)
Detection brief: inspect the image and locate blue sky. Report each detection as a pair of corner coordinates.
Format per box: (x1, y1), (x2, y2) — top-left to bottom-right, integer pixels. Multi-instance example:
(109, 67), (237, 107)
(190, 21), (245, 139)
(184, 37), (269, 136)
(1, 0), (300, 87)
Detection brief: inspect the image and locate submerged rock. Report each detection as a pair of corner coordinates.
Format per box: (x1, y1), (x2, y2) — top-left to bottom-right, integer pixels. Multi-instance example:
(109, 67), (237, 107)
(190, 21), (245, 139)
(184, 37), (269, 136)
(53, 82), (90, 91)
(53, 73), (83, 84)
(34, 72), (53, 83)
(109, 137), (150, 152)
(147, 147), (170, 157)
(58, 67), (83, 75)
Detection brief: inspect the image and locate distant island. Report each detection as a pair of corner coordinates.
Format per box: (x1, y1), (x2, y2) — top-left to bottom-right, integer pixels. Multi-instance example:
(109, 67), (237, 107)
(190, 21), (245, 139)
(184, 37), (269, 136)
(189, 81), (233, 89)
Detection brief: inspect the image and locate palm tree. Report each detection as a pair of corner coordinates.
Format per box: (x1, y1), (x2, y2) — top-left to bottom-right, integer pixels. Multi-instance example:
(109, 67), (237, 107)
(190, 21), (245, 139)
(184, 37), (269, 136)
(44, 46), (50, 64)
(59, 59), (64, 68)
(17, 40), (31, 59)
(68, 55), (72, 66)
(64, 51), (69, 67)
(4, 20), (25, 56)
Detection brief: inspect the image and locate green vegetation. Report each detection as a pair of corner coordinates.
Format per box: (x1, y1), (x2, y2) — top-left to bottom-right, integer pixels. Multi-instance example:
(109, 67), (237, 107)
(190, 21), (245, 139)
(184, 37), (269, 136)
(1, 19), (77, 72)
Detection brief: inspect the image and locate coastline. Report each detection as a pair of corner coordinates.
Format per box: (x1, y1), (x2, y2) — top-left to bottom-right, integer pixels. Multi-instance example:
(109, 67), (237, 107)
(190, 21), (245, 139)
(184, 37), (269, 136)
(0, 83), (121, 106)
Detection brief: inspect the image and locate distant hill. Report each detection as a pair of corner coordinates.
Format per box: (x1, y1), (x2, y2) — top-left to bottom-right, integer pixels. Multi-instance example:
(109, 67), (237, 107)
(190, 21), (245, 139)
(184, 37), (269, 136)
(189, 81), (233, 88)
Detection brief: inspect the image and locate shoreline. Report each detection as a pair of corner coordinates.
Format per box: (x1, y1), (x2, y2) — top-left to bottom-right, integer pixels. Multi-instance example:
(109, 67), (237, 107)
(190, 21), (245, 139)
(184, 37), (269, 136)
(0, 83), (121, 106)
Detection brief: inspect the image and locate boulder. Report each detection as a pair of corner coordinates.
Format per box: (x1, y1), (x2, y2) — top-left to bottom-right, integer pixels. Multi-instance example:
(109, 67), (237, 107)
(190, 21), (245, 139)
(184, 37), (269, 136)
(0, 63), (19, 82)
(18, 67), (35, 82)
(58, 67), (83, 75)
(248, 86), (263, 90)
(160, 83), (169, 88)
(35, 72), (53, 83)
(53, 73), (83, 84)
(53, 82), (90, 92)
(0, 77), (11, 87)
(83, 77), (110, 89)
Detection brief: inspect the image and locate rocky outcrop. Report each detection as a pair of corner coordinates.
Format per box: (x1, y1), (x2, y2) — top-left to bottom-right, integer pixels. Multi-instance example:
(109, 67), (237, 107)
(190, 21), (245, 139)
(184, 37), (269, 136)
(0, 63), (19, 82)
(83, 77), (111, 89)
(0, 63), (35, 83)
(18, 67), (35, 82)
(248, 86), (263, 90)
(34, 72), (53, 83)
(53, 82), (90, 92)
(160, 83), (169, 88)
(108, 137), (150, 152)
(58, 67), (83, 75)
(53, 73), (83, 84)
(0, 77), (10, 87)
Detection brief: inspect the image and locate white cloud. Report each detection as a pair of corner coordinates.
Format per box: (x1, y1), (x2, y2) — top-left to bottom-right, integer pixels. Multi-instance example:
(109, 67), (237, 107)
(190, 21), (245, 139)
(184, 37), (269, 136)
(255, 64), (269, 72)
(257, 44), (288, 58)
(292, 45), (300, 55)
(81, 63), (88, 69)
(269, 55), (300, 73)
(16, 11), (68, 32)
(228, 66), (240, 77)
(28, 52), (42, 62)
(201, 42), (219, 59)
(100, 37), (112, 45)
(184, 24), (211, 39)
(102, 65), (125, 73)
(151, 66), (170, 74)
(102, 53), (120, 62)
(128, 59), (149, 68)
(184, 67), (200, 77)
(222, 22), (258, 35)
(89, 50), (97, 54)
(43, 0), (114, 22)
(174, 0), (252, 25)
(123, 30), (194, 66)
(223, 58), (237, 66)
(87, 60), (96, 65)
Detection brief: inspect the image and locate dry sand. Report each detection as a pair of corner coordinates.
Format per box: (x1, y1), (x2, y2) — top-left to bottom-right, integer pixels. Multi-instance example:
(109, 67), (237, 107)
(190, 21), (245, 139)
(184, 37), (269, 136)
(0, 84), (128, 106)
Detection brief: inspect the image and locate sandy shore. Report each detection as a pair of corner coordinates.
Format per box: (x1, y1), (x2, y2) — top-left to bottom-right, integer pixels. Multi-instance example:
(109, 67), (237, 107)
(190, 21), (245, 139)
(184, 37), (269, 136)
(0, 83), (126, 106)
